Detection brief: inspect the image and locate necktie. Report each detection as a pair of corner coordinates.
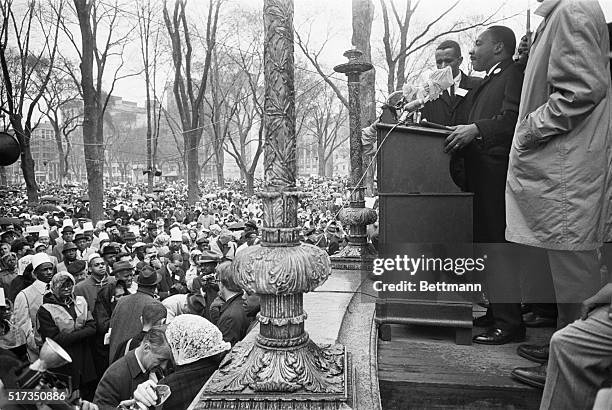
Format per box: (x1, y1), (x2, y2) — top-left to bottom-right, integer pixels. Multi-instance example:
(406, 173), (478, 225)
(450, 84), (455, 97)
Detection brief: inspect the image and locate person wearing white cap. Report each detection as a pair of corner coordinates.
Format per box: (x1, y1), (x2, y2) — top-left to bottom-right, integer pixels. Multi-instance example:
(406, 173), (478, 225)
(13, 252), (54, 361)
(37, 229), (53, 257)
(32, 241), (58, 267)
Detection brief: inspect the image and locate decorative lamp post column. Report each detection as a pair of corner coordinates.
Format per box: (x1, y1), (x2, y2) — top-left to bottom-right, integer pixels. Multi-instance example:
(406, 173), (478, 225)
(192, 0), (350, 408)
(331, 49), (377, 270)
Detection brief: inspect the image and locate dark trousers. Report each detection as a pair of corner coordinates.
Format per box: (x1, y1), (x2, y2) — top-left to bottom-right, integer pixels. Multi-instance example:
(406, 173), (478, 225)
(466, 152), (522, 331)
(518, 245), (557, 319)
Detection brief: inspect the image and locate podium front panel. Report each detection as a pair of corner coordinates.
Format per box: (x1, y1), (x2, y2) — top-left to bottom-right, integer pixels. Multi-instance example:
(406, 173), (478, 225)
(377, 123), (460, 194)
(378, 193), (473, 246)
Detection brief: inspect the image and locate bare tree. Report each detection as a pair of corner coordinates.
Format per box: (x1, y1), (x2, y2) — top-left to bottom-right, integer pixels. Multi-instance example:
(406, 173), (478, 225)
(136, 0), (163, 192)
(224, 43), (265, 195)
(68, 0), (137, 221)
(40, 68), (81, 184)
(204, 47), (239, 186)
(379, 0), (509, 93)
(163, 0), (221, 204)
(304, 84), (348, 177)
(0, 0), (62, 203)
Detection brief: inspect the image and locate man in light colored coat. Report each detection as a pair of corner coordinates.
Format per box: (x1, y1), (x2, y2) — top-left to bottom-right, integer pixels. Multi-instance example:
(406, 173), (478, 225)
(505, 0), (612, 398)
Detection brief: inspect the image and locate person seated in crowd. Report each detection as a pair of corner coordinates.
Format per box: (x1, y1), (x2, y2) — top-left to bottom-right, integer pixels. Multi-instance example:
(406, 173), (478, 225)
(109, 264), (162, 364)
(94, 326), (172, 408)
(115, 302), (167, 360)
(37, 271), (96, 399)
(213, 261), (248, 346)
(511, 283), (612, 410)
(127, 314), (230, 410)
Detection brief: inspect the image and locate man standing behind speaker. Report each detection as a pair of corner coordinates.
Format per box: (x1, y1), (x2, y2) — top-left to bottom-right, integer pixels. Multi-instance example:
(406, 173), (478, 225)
(506, 0), (611, 391)
(421, 40), (481, 190)
(444, 26), (524, 344)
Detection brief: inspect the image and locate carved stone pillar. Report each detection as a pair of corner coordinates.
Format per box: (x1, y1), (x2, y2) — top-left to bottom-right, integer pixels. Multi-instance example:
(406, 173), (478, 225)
(191, 0), (351, 408)
(331, 49), (377, 270)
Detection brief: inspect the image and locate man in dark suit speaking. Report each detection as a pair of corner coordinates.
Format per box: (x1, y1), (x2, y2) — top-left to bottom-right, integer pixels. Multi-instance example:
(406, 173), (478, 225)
(444, 26), (524, 345)
(420, 40), (481, 190)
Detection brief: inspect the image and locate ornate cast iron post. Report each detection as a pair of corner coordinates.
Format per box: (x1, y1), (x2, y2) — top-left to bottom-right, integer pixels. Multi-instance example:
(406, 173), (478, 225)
(331, 49), (377, 270)
(193, 0), (350, 408)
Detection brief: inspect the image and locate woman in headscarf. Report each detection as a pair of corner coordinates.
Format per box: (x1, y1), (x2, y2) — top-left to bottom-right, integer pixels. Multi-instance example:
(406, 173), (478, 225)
(37, 271), (96, 399)
(129, 314), (230, 409)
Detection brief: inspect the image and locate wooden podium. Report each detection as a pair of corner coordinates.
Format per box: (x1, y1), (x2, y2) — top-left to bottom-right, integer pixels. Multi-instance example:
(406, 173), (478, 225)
(374, 123), (475, 345)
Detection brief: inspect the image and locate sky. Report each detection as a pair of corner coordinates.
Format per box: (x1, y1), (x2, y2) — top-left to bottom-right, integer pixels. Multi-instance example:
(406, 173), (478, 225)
(108, 0), (612, 104)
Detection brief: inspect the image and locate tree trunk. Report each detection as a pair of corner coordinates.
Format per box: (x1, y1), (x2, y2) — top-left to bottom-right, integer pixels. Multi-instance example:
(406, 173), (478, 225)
(185, 130), (200, 204)
(215, 147), (224, 186)
(76, 0), (104, 222)
(318, 144), (326, 177)
(51, 122), (66, 185)
(352, 0), (376, 195)
(245, 172), (254, 195)
(11, 122), (39, 203)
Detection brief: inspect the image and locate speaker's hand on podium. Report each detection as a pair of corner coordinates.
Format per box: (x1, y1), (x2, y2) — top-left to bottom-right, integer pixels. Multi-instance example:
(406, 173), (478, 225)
(444, 124), (479, 153)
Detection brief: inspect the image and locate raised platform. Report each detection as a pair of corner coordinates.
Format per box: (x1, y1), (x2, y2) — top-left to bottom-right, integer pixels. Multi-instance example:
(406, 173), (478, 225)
(378, 320), (553, 409)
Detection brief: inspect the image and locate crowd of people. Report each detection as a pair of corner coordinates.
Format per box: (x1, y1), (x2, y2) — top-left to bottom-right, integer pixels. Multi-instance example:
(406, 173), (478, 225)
(0, 176), (366, 408)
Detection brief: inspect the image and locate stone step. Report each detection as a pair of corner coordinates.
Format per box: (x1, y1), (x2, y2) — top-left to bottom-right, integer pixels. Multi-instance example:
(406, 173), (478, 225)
(378, 324), (552, 409)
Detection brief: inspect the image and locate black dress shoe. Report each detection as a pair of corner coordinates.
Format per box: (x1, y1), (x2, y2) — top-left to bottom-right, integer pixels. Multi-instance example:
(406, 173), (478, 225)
(511, 364), (546, 389)
(523, 312), (556, 328)
(473, 314), (494, 327)
(473, 327), (526, 345)
(521, 303), (531, 315)
(517, 344), (549, 364)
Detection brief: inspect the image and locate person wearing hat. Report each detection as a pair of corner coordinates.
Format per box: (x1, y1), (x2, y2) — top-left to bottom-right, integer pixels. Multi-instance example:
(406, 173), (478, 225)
(195, 235), (210, 253)
(108, 263), (163, 364)
(37, 271), (96, 398)
(129, 315), (230, 410)
(67, 260), (87, 284)
(36, 229), (52, 255)
(100, 244), (118, 276)
(13, 253), (55, 361)
(74, 231), (96, 261)
(236, 231), (260, 255)
(52, 225), (75, 263)
(57, 242), (79, 273)
(89, 261), (133, 380)
(121, 231), (137, 254)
